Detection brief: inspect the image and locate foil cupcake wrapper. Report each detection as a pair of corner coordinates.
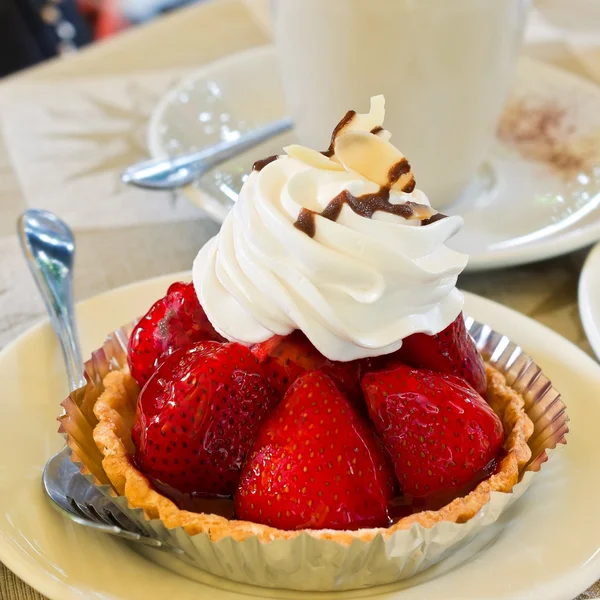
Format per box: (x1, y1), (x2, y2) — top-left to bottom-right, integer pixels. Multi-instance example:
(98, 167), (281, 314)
(59, 318), (568, 592)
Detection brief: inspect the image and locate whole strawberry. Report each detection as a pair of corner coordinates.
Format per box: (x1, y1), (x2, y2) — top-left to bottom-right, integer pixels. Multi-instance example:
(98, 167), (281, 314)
(235, 370), (395, 530)
(128, 281), (225, 387)
(362, 365), (503, 502)
(393, 313), (487, 397)
(252, 331), (363, 408)
(133, 341), (278, 500)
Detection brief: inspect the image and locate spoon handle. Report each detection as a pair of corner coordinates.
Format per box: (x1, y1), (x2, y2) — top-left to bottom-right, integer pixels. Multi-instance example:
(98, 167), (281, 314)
(122, 117), (294, 190)
(17, 210), (86, 391)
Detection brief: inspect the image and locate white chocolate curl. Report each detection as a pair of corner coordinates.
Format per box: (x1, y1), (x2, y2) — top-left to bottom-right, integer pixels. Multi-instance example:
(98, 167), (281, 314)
(193, 96), (468, 361)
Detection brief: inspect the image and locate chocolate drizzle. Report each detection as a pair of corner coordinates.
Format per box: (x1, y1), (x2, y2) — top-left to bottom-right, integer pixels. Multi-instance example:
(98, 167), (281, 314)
(284, 106), (437, 236)
(388, 159), (412, 187)
(293, 208), (317, 237)
(252, 154), (279, 172)
(322, 110), (356, 157)
(293, 156), (433, 238)
(421, 213), (448, 226)
(320, 196), (345, 222)
(338, 189), (414, 220)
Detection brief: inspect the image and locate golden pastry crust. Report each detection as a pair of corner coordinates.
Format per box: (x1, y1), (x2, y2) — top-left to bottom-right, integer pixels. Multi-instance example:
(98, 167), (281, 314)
(90, 363), (533, 545)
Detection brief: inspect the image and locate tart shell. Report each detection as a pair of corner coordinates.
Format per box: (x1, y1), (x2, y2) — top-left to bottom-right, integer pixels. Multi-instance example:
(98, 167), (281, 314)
(59, 320), (568, 590)
(91, 364), (533, 544)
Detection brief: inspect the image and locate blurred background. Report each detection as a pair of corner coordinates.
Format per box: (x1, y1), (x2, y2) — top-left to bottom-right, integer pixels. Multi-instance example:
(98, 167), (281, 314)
(0, 0), (202, 77)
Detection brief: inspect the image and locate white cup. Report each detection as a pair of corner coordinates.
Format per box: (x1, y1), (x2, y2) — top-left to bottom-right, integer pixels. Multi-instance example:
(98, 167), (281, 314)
(273, 0), (530, 209)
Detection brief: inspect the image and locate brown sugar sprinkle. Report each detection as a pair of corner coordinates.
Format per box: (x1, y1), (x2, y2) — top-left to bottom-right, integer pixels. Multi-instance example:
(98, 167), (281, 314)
(497, 98), (598, 179)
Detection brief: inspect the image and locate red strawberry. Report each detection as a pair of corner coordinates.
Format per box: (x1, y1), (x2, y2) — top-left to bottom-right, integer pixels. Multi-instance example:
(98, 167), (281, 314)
(132, 341), (278, 501)
(251, 331), (311, 398)
(252, 331), (363, 408)
(362, 365), (503, 503)
(393, 313), (487, 397)
(235, 370), (395, 530)
(128, 281), (225, 387)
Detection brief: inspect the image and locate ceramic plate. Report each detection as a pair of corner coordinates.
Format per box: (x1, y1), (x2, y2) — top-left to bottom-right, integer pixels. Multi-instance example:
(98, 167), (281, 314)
(0, 272), (599, 600)
(148, 46), (600, 272)
(579, 242), (600, 359)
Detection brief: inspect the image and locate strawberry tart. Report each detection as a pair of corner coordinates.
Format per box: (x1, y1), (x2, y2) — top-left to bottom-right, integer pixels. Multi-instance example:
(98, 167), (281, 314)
(61, 97), (563, 591)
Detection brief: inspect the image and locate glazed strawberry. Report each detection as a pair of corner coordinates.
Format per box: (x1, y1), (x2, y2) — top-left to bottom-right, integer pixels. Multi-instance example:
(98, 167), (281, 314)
(362, 365), (503, 502)
(251, 331), (311, 398)
(235, 370), (395, 530)
(128, 281), (225, 387)
(393, 313), (487, 397)
(252, 331), (362, 407)
(133, 341), (278, 500)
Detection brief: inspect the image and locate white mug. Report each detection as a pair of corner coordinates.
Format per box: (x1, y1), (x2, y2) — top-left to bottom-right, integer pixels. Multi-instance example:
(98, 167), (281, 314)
(273, 0), (530, 209)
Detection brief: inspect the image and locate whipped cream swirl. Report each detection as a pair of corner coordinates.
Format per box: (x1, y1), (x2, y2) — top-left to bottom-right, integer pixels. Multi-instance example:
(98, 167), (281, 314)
(193, 96), (468, 361)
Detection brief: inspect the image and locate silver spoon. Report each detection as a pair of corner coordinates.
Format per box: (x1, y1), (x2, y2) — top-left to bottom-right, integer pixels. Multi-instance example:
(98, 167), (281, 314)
(18, 209), (181, 553)
(122, 116), (293, 190)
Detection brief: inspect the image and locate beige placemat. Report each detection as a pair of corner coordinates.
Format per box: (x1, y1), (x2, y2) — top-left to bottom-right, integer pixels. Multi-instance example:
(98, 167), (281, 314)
(0, 69), (204, 230)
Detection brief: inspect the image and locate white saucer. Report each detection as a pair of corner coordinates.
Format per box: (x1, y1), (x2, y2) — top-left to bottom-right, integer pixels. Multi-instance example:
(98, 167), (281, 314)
(1, 272), (600, 599)
(148, 46), (600, 272)
(579, 242), (600, 359)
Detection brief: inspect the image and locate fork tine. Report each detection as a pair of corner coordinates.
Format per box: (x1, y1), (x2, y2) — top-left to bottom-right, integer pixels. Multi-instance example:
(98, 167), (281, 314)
(68, 496), (99, 522)
(84, 502), (113, 526)
(99, 506), (184, 553)
(100, 505), (145, 533)
(79, 495), (142, 535)
(80, 485), (149, 534)
(66, 496), (88, 519)
(102, 508), (131, 529)
(66, 494), (184, 553)
(51, 450), (183, 553)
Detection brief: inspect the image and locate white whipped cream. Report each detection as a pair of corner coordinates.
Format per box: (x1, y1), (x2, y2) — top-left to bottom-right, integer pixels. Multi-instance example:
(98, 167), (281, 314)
(193, 96), (468, 361)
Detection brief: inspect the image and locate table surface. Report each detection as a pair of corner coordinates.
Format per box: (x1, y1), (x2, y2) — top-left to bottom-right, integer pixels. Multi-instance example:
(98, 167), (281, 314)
(1, 0), (599, 598)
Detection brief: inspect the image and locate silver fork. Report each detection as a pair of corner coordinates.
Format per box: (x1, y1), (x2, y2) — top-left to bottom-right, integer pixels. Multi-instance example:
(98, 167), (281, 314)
(18, 209), (181, 554)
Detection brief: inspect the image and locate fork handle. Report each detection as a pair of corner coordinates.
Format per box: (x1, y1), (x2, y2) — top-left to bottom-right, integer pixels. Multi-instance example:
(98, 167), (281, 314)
(18, 210), (86, 391)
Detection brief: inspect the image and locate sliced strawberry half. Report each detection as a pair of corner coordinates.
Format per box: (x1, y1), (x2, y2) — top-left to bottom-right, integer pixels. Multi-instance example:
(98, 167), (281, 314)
(235, 370), (395, 530)
(132, 341), (278, 501)
(128, 281), (225, 387)
(362, 365), (503, 503)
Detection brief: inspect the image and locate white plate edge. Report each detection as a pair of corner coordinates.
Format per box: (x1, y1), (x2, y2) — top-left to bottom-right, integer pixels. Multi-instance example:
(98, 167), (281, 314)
(2, 272), (600, 600)
(579, 241), (600, 360)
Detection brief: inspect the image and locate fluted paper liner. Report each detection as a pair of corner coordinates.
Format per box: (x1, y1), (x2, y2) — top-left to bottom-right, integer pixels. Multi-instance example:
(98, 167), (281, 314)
(58, 317), (568, 591)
